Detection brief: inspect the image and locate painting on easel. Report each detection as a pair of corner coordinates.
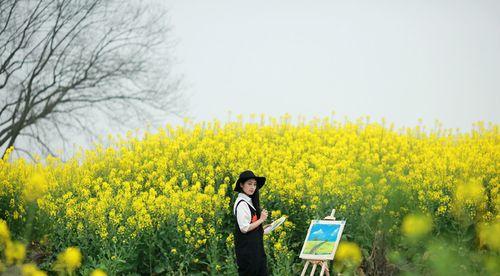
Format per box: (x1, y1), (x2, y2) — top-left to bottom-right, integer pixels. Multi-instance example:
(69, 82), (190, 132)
(299, 220), (346, 260)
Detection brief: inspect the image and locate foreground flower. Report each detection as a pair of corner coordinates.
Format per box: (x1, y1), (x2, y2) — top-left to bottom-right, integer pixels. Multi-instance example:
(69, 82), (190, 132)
(5, 240), (26, 265)
(478, 219), (500, 251)
(334, 241), (362, 272)
(401, 213), (433, 239)
(90, 268), (107, 276)
(21, 263), (47, 276)
(23, 172), (49, 202)
(0, 219), (10, 243)
(54, 246), (82, 272)
(454, 178), (485, 206)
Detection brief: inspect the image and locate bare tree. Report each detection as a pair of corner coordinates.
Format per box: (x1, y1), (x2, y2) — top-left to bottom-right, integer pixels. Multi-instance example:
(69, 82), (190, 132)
(0, 0), (183, 160)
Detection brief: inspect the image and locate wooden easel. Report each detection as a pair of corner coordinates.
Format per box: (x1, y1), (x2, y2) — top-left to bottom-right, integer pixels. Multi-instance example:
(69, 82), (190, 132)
(300, 209), (337, 276)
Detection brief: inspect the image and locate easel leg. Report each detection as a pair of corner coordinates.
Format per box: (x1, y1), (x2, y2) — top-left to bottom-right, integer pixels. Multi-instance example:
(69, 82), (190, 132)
(301, 261), (310, 276)
(310, 263), (317, 276)
(302, 260), (331, 276)
(319, 261), (330, 276)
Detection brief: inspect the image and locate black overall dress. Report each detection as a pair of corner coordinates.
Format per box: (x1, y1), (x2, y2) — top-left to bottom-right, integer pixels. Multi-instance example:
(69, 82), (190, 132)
(234, 200), (268, 276)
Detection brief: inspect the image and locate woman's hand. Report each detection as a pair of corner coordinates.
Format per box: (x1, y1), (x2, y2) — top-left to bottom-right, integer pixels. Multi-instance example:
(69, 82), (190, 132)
(245, 209), (269, 233)
(260, 209), (268, 223)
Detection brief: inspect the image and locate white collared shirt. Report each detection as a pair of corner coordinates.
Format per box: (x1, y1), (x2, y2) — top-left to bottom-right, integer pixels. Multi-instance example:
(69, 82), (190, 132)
(233, 193), (271, 234)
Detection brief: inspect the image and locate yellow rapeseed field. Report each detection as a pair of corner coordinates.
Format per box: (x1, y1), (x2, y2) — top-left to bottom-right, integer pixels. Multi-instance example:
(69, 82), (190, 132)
(0, 115), (498, 275)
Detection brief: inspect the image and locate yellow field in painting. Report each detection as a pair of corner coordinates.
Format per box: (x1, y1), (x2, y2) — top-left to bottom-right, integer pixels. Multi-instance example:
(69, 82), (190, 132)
(302, 241), (336, 255)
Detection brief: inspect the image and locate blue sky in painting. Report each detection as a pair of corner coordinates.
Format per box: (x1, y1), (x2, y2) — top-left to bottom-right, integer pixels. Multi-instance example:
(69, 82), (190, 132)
(307, 223), (340, 242)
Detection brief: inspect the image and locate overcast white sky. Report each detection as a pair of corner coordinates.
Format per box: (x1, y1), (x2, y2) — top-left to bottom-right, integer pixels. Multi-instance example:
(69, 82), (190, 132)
(161, 0), (499, 131)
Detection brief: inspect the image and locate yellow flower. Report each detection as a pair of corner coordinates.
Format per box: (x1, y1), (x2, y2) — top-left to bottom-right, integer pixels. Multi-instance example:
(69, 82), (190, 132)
(436, 205), (447, 215)
(334, 241), (362, 270)
(0, 219), (10, 243)
(454, 178), (485, 206)
(55, 246), (82, 272)
(171, 248), (177, 254)
(21, 263), (47, 276)
(271, 210), (281, 218)
(5, 240), (26, 265)
(90, 268), (107, 276)
(24, 172), (48, 202)
(478, 220), (500, 251)
(451, 178), (487, 221)
(401, 213), (433, 239)
(274, 242), (283, 251)
(197, 238), (207, 246)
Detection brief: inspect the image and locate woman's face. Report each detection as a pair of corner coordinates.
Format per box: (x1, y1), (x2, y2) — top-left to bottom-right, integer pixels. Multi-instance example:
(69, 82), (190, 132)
(240, 178), (257, 196)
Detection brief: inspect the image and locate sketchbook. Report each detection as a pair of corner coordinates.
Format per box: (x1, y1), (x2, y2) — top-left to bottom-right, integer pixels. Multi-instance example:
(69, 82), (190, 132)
(266, 216), (287, 232)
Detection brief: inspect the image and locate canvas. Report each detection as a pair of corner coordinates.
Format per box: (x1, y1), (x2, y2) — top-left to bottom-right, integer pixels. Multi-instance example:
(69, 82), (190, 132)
(299, 220), (346, 260)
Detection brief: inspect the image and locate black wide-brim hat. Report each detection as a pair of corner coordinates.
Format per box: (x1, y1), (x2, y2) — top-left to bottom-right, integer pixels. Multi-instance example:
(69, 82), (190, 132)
(233, 170), (266, 192)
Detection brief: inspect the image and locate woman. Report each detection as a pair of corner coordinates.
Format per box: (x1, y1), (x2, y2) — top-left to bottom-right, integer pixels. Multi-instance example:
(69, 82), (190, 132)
(233, 170), (271, 276)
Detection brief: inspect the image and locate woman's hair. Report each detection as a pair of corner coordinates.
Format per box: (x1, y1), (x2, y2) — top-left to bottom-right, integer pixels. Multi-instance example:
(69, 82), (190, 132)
(249, 188), (262, 216)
